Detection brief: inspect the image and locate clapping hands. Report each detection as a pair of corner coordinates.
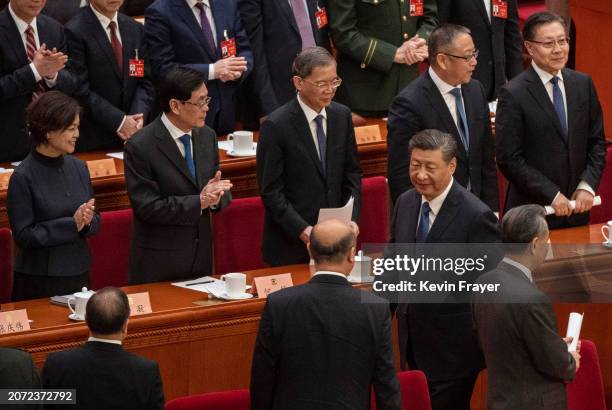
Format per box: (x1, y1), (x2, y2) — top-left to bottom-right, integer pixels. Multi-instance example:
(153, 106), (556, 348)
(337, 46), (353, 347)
(394, 35), (428, 65)
(74, 199), (95, 232)
(200, 171), (233, 209)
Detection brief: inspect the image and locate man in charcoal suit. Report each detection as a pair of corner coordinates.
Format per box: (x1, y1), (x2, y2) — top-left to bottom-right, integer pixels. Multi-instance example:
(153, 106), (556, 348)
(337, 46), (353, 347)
(42, 0), (86, 24)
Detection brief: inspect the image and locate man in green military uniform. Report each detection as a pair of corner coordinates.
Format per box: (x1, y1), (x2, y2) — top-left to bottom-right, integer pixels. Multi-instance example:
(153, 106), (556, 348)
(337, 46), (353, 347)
(328, 0), (438, 116)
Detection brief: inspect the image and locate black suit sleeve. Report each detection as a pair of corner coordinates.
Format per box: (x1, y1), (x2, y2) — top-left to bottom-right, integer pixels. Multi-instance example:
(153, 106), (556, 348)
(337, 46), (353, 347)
(372, 305), (402, 410)
(387, 93), (423, 203)
(504, 0), (523, 81)
(435, 0), (450, 24)
(343, 112), (363, 221)
(0, 64), (38, 101)
(146, 362), (165, 410)
(467, 206), (500, 244)
(579, 76), (607, 191)
(250, 300), (278, 410)
(477, 82), (499, 211)
(257, 119), (310, 238)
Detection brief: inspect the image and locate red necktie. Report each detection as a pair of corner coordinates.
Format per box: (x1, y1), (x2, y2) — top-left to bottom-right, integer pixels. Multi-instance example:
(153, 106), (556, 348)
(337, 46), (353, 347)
(25, 25), (45, 101)
(109, 21), (123, 72)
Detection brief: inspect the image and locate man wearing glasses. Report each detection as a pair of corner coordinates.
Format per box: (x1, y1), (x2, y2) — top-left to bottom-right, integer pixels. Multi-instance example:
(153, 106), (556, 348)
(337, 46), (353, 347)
(496, 11), (606, 228)
(387, 24), (498, 211)
(124, 67), (232, 285)
(256, 47), (362, 266)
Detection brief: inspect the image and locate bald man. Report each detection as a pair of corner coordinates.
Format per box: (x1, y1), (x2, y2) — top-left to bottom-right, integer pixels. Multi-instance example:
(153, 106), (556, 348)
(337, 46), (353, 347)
(251, 220), (401, 410)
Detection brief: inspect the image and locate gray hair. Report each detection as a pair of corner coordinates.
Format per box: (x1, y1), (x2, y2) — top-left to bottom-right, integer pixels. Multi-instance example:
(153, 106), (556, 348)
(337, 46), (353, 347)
(292, 46), (335, 78)
(309, 227), (356, 265)
(501, 205), (549, 251)
(408, 129), (457, 163)
(428, 24), (472, 67)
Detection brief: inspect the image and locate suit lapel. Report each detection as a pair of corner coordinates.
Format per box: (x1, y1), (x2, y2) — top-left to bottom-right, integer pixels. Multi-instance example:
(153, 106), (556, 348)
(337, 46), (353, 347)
(405, 190), (421, 243)
(209, 0), (222, 58)
(85, 8), (122, 80)
(562, 68), (578, 148)
(172, 0), (216, 61)
(192, 128), (208, 189)
(290, 98), (325, 179)
(0, 11), (27, 66)
(154, 119), (200, 189)
(118, 14), (135, 84)
(324, 104), (342, 179)
(525, 66), (567, 145)
(426, 181), (462, 243)
(463, 83), (479, 161)
(279, 0), (300, 38)
(475, 0), (492, 28)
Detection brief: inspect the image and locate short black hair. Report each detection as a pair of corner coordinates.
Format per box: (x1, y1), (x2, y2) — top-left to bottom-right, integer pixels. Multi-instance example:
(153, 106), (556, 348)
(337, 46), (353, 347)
(408, 129), (457, 163)
(522, 11), (566, 41)
(501, 205), (549, 252)
(26, 91), (81, 146)
(309, 227), (356, 265)
(159, 67), (206, 113)
(428, 24), (472, 67)
(292, 46), (335, 78)
(85, 287), (130, 335)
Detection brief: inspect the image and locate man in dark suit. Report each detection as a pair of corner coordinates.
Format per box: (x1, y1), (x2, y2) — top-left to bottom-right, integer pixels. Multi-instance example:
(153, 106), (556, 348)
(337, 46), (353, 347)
(42, 0), (85, 24)
(437, 0), (523, 101)
(390, 129), (500, 410)
(237, 0), (331, 120)
(388, 24), (498, 209)
(65, 0), (155, 152)
(0, 0), (74, 162)
(257, 47), (362, 266)
(473, 204), (580, 409)
(251, 219), (401, 410)
(124, 67), (232, 284)
(144, 0), (253, 135)
(496, 12), (607, 229)
(0, 348), (41, 410)
(43, 287), (164, 410)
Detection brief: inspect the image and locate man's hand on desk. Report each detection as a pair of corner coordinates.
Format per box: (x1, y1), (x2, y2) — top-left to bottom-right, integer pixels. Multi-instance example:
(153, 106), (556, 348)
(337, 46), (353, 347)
(200, 171), (232, 209)
(117, 114), (144, 141)
(572, 189), (595, 214)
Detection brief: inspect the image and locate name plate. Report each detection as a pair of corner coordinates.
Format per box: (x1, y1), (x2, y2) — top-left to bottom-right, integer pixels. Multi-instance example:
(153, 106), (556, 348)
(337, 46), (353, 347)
(253, 273), (293, 298)
(127, 292), (152, 316)
(354, 125), (382, 144)
(0, 171), (13, 190)
(0, 309), (30, 334)
(86, 158), (117, 178)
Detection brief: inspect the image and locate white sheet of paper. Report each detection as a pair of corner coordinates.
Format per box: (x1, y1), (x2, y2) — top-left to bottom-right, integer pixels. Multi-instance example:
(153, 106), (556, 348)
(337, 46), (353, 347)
(565, 312), (584, 352)
(318, 196), (354, 224)
(172, 276), (250, 297)
(106, 152), (124, 160)
(545, 196), (601, 215)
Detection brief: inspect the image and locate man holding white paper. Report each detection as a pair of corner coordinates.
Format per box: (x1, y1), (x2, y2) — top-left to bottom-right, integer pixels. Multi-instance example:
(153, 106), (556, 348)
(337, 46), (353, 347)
(257, 47), (362, 266)
(473, 205), (580, 410)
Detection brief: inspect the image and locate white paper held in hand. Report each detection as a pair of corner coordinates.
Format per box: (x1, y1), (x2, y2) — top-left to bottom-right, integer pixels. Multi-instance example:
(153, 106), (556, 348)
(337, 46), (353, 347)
(544, 196), (601, 215)
(565, 312), (584, 352)
(318, 196), (354, 224)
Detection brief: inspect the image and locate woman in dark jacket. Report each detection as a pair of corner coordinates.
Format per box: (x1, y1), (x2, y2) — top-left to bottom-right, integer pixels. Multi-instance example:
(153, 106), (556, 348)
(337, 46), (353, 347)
(7, 91), (100, 301)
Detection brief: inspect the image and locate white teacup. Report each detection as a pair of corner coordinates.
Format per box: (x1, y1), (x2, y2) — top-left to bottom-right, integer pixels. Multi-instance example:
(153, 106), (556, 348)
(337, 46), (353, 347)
(349, 250), (373, 282)
(227, 131), (254, 154)
(601, 220), (612, 243)
(221, 272), (247, 297)
(67, 288), (95, 320)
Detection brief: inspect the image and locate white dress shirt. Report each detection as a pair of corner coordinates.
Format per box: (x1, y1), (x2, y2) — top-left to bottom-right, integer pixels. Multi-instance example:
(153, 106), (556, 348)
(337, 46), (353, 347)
(88, 336), (123, 345)
(484, 0), (491, 22)
(429, 67), (466, 134)
(187, 0), (217, 80)
(297, 94), (327, 157)
(8, 4), (57, 86)
(418, 177), (454, 232)
(502, 256), (533, 282)
(161, 113), (194, 159)
(90, 5), (122, 44)
(531, 61), (595, 199)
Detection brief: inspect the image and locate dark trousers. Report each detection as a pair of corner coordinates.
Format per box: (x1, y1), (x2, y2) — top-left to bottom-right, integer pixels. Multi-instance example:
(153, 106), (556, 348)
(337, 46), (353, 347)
(12, 272), (89, 302)
(428, 374), (478, 410)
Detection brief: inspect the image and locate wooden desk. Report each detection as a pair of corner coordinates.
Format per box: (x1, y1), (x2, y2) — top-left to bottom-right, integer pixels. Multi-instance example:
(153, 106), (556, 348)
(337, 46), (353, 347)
(0, 119), (388, 229)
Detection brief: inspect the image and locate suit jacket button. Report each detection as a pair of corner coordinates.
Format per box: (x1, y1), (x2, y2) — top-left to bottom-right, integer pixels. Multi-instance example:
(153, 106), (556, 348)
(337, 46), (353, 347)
(488, 60), (493, 65)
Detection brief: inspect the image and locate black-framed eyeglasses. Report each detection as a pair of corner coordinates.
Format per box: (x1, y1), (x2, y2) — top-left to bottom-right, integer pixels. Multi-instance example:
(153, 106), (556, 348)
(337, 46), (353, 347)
(181, 96), (212, 109)
(526, 37), (570, 49)
(441, 49), (479, 62)
(301, 77), (343, 90)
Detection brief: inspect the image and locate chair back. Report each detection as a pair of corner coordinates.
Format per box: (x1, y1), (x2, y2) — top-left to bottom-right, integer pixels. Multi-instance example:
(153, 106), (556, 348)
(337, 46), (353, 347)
(567, 339), (606, 410)
(165, 389), (250, 410)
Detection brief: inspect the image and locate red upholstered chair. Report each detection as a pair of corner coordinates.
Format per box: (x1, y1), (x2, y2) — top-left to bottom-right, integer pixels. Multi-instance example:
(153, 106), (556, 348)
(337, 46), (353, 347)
(213, 196), (266, 274)
(590, 145), (612, 224)
(0, 228), (13, 303)
(371, 370), (432, 410)
(359, 176), (390, 247)
(88, 209), (133, 289)
(567, 339), (606, 410)
(165, 389), (250, 410)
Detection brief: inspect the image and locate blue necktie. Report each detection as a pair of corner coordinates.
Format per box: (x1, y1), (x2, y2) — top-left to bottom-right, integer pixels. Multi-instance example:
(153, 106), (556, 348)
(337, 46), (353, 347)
(416, 202), (431, 243)
(314, 115), (327, 173)
(179, 134), (196, 179)
(550, 76), (568, 137)
(449, 87), (470, 150)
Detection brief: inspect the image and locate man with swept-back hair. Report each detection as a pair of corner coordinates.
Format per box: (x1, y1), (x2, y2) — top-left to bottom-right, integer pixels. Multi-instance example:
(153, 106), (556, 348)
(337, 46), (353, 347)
(42, 287), (164, 410)
(251, 219), (401, 410)
(473, 205), (580, 409)
(387, 24), (498, 210)
(257, 47), (362, 266)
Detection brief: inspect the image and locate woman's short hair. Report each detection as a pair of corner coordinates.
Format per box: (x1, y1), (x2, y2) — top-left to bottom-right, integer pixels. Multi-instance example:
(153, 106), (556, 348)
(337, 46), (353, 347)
(26, 91), (81, 146)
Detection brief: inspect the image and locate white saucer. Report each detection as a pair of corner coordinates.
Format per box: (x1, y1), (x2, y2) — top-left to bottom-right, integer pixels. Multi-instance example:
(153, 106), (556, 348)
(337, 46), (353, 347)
(603, 241), (612, 249)
(217, 292), (254, 301)
(68, 313), (85, 321)
(227, 148), (256, 157)
(347, 275), (374, 284)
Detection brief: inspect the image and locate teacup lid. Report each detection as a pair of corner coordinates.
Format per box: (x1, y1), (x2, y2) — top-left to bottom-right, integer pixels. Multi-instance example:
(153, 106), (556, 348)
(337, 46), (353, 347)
(354, 250), (371, 262)
(73, 287), (95, 299)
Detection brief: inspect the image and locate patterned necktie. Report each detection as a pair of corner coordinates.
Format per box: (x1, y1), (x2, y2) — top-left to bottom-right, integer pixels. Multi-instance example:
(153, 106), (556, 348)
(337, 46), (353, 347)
(449, 87), (470, 150)
(416, 202), (431, 243)
(108, 21), (123, 72)
(195, 2), (217, 56)
(314, 115), (327, 173)
(25, 25), (45, 101)
(179, 134), (196, 179)
(289, 0), (316, 49)
(550, 76), (568, 137)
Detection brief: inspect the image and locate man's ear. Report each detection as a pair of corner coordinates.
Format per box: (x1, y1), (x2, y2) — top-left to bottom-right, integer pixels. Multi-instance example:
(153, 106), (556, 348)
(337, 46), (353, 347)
(292, 76), (302, 92)
(348, 246), (356, 263)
